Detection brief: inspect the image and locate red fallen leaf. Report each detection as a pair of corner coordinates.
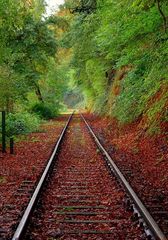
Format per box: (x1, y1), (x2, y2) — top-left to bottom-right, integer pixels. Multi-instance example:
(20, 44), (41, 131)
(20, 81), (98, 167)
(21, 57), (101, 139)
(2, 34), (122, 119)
(85, 113), (168, 231)
(21, 115), (143, 240)
(48, 228), (63, 238)
(0, 116), (69, 239)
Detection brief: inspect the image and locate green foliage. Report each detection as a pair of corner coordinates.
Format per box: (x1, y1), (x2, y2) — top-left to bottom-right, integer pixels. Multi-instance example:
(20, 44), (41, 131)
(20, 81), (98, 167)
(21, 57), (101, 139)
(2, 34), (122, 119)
(62, 0), (168, 132)
(31, 103), (58, 119)
(146, 90), (168, 134)
(0, 0), (167, 136)
(0, 0), (69, 127)
(6, 112), (40, 136)
(112, 69), (162, 123)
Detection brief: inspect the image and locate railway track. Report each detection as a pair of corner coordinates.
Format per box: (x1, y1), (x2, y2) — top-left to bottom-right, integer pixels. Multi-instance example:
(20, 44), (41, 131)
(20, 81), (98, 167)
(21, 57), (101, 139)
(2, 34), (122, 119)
(10, 113), (166, 240)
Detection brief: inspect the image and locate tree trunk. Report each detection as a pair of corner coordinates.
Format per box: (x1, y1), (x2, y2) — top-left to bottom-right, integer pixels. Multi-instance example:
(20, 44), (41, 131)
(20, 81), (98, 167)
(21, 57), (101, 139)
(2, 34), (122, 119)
(35, 84), (44, 103)
(156, 0), (167, 33)
(6, 96), (14, 113)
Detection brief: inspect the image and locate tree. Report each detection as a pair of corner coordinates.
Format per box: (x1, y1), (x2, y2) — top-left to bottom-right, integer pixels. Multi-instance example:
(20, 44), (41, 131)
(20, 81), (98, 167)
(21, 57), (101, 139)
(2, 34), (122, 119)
(61, 0), (168, 130)
(0, 0), (58, 111)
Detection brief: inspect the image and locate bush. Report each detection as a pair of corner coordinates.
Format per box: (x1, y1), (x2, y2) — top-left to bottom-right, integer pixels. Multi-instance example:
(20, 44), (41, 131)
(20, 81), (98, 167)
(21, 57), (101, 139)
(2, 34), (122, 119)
(31, 103), (58, 119)
(6, 112), (40, 137)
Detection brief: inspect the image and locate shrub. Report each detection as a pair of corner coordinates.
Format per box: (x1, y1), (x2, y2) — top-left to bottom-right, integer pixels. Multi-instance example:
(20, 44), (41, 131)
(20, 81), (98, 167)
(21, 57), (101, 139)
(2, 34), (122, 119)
(6, 112), (40, 137)
(31, 103), (58, 119)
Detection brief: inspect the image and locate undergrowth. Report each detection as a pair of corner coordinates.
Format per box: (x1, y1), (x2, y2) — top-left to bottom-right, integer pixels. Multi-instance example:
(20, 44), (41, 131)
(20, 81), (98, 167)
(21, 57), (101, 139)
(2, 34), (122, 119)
(6, 111), (40, 137)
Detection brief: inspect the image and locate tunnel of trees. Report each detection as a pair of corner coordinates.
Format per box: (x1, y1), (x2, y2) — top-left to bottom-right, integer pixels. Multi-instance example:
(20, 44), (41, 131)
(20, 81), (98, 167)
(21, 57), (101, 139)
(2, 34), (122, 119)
(0, 0), (167, 137)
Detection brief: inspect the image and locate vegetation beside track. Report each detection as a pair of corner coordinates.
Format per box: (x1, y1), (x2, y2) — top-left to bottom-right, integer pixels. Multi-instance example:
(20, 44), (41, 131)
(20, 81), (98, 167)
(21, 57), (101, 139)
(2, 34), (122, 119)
(0, 0), (69, 138)
(0, 116), (68, 239)
(59, 0), (168, 135)
(0, 0), (167, 139)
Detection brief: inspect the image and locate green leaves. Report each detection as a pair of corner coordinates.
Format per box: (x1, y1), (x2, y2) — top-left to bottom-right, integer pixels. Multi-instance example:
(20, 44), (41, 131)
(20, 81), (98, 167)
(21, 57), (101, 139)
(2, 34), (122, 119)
(62, 0), (168, 132)
(0, 0), (58, 112)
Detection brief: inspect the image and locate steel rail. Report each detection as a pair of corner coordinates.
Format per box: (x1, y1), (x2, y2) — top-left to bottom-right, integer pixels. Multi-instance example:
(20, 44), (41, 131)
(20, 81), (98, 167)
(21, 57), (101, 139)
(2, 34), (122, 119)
(12, 112), (74, 240)
(81, 113), (167, 240)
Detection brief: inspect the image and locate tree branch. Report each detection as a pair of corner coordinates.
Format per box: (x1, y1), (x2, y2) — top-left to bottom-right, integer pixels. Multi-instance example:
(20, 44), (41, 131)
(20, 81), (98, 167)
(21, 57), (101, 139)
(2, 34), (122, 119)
(156, 0), (167, 33)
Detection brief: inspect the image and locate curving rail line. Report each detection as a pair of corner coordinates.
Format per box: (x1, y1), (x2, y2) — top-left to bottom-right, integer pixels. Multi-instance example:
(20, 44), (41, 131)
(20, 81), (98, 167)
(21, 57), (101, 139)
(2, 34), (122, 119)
(12, 112), (167, 240)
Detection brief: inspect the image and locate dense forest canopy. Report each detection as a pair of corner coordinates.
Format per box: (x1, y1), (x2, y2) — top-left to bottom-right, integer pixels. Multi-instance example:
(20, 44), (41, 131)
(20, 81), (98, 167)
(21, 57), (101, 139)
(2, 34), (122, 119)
(0, 0), (167, 136)
(61, 0), (168, 134)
